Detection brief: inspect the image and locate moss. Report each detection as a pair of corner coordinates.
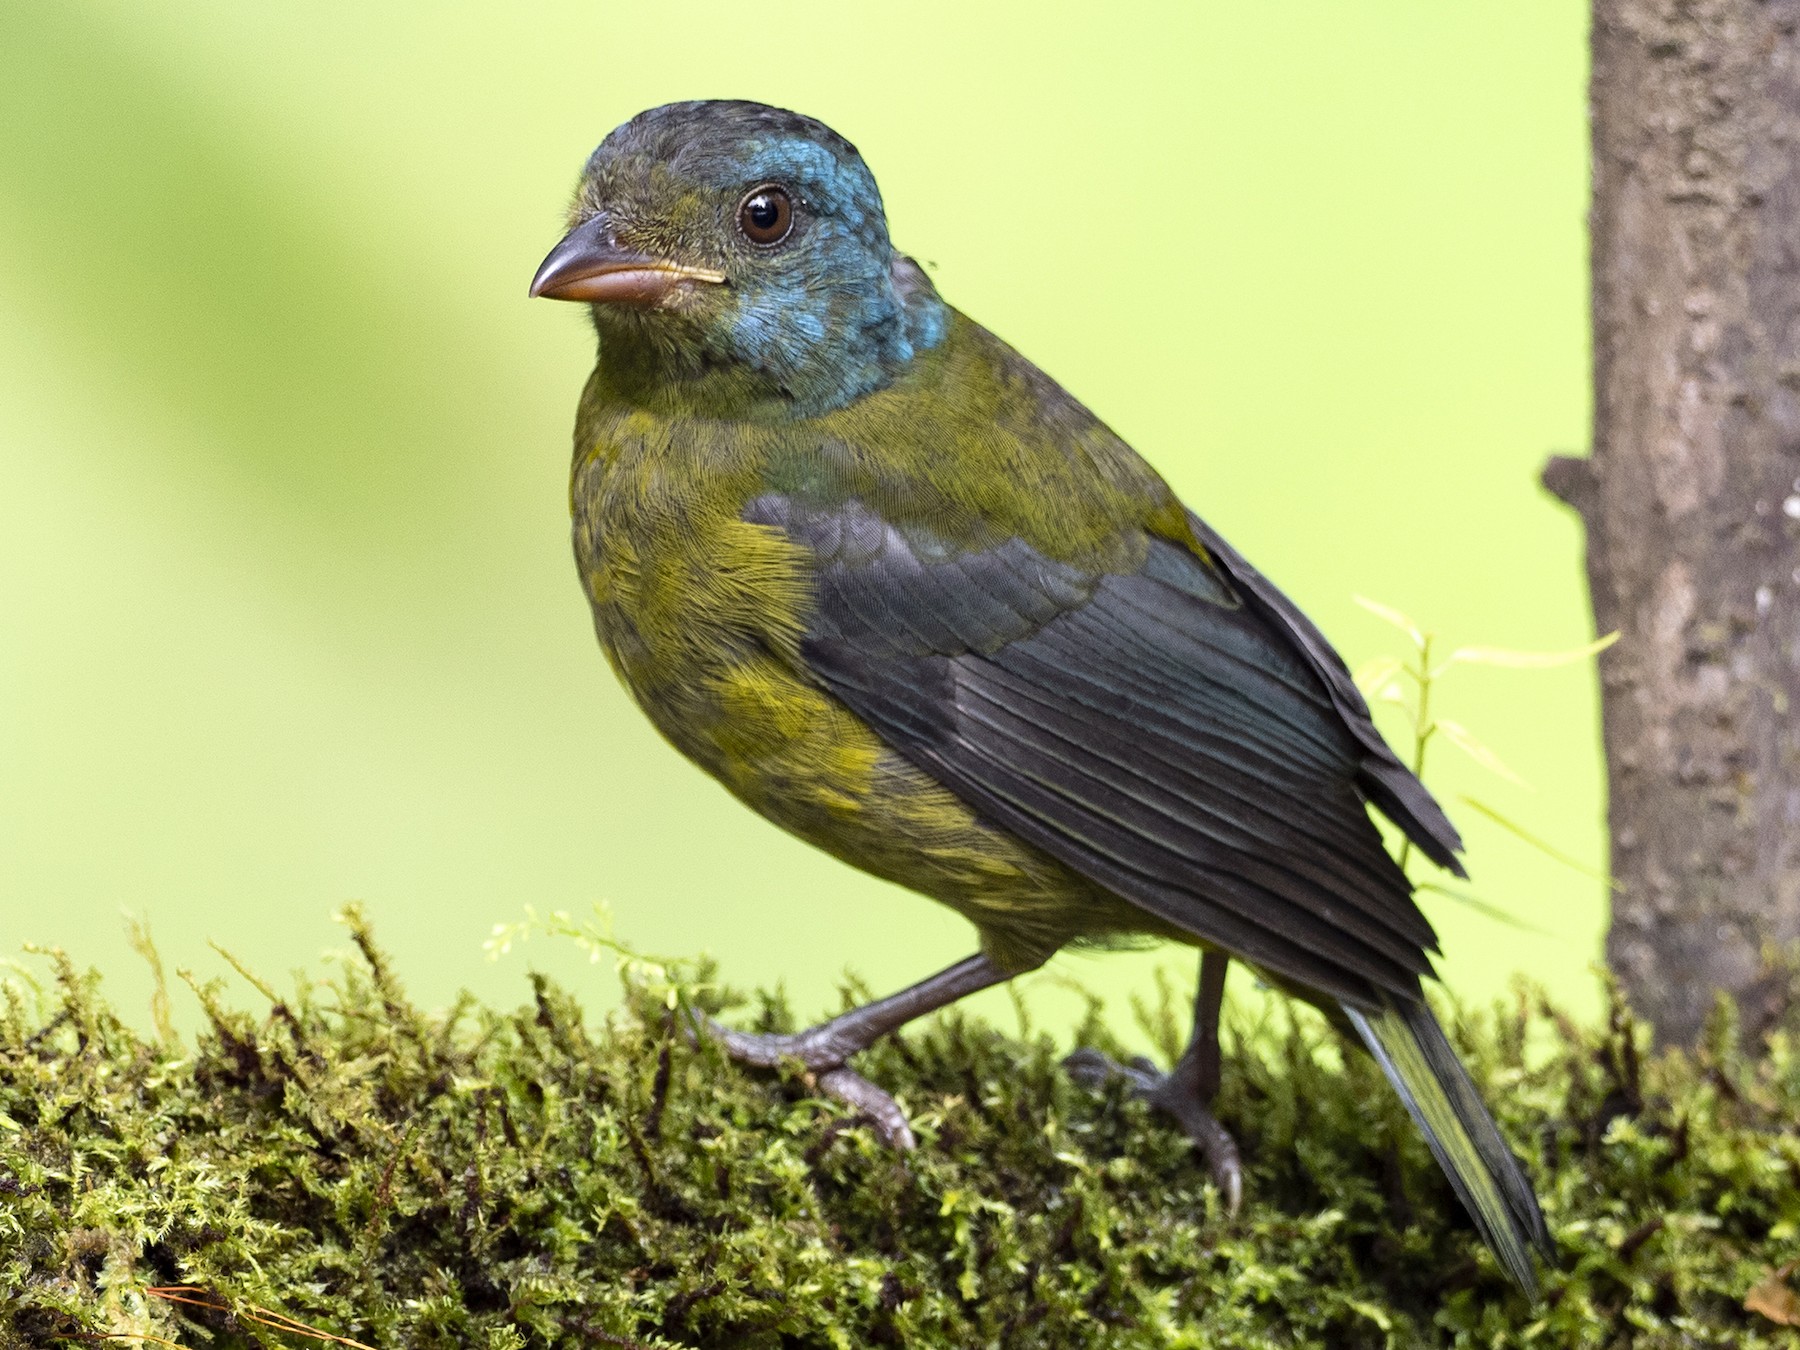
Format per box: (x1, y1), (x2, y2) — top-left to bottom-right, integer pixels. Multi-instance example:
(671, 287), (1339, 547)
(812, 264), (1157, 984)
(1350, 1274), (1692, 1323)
(2, 912), (1797, 1349)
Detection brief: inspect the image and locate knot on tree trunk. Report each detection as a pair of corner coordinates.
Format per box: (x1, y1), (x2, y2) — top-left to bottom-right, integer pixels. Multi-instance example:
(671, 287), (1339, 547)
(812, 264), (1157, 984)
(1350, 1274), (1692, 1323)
(1541, 454), (1599, 521)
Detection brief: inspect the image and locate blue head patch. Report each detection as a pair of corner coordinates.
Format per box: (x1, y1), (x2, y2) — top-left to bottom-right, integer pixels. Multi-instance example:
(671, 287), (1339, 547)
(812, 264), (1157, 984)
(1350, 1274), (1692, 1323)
(572, 101), (947, 415)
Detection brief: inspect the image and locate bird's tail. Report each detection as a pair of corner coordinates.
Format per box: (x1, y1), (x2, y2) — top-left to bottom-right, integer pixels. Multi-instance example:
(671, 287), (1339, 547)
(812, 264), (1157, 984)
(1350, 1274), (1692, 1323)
(1343, 993), (1553, 1295)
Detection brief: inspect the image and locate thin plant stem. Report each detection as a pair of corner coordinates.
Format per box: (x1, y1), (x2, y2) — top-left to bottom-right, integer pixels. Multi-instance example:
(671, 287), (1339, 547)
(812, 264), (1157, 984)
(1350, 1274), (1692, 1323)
(1397, 632), (1435, 877)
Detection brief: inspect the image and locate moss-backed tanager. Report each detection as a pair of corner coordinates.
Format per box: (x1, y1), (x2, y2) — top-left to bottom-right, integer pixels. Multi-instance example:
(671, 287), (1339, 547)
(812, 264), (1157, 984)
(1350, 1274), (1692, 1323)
(530, 101), (1553, 1293)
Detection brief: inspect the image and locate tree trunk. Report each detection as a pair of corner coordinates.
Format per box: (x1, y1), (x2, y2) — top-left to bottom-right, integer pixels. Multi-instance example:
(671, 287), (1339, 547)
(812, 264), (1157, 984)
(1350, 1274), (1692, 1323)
(1545, 0), (1800, 1045)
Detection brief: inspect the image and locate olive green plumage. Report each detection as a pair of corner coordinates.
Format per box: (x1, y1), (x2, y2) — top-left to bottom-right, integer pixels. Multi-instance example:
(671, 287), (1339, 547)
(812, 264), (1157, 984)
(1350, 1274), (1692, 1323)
(572, 311), (1186, 973)
(540, 99), (1552, 1293)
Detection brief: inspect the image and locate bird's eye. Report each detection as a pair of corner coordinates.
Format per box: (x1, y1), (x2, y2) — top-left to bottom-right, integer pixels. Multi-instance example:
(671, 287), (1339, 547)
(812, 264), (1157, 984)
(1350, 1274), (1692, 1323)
(737, 186), (794, 246)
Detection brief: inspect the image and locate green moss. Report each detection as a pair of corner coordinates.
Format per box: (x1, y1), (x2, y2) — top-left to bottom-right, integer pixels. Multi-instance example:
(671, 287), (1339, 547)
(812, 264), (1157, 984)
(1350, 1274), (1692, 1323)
(2, 912), (1797, 1349)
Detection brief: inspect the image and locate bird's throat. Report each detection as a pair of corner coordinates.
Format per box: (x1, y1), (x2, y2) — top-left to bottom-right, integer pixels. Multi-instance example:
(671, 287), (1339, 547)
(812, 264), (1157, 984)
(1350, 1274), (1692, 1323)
(590, 257), (949, 422)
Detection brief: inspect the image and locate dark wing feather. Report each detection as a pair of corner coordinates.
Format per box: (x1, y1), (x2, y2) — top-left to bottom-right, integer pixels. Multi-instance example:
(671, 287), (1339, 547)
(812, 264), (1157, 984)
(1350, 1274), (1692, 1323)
(751, 494), (1447, 1008)
(1184, 513), (1466, 874)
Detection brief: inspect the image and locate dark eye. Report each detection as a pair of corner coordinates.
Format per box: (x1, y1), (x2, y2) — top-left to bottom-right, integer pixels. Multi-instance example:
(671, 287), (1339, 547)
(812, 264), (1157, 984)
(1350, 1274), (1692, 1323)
(737, 186), (793, 246)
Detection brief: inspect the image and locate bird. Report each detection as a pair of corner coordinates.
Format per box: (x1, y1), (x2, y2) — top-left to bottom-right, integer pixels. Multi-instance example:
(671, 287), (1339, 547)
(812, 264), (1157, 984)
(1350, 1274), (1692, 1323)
(529, 99), (1553, 1294)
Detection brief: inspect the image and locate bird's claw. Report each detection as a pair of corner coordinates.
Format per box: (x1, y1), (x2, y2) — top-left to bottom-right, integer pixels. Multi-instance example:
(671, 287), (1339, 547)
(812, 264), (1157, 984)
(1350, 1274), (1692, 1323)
(815, 1066), (915, 1150)
(699, 1018), (915, 1150)
(1064, 1047), (1162, 1092)
(1063, 1046), (1243, 1213)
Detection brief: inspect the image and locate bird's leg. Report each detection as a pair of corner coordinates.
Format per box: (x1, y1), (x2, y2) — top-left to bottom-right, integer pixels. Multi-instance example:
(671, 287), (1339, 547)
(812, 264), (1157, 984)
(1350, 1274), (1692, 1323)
(702, 952), (1014, 1150)
(1065, 949), (1243, 1211)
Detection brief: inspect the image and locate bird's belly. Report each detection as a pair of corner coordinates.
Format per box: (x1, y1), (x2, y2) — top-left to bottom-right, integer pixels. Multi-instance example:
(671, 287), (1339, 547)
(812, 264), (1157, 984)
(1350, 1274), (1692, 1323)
(588, 582), (1149, 971)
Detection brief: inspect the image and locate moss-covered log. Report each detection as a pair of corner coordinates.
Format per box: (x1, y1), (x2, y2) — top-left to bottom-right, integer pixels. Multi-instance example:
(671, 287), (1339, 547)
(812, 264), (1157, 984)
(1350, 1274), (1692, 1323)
(2, 914), (1798, 1349)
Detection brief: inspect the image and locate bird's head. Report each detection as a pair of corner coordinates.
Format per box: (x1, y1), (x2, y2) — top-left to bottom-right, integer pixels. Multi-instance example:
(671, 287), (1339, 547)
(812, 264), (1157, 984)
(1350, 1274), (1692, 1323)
(532, 100), (946, 417)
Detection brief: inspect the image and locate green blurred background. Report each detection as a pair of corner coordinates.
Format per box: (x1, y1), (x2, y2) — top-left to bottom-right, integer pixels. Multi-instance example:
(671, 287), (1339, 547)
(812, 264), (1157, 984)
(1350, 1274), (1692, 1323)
(0, 3), (1602, 1040)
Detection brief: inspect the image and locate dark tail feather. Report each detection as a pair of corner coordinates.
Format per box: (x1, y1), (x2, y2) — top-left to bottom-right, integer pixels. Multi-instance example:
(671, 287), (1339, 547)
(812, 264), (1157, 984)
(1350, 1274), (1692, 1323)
(1344, 993), (1553, 1295)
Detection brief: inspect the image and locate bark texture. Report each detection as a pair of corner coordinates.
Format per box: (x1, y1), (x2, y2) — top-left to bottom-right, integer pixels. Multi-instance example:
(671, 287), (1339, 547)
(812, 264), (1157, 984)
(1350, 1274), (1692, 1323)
(1549, 0), (1800, 1045)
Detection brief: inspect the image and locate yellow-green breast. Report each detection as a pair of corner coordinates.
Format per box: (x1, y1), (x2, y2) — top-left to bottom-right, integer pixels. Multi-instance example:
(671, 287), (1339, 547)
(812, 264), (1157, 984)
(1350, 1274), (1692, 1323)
(567, 327), (1177, 972)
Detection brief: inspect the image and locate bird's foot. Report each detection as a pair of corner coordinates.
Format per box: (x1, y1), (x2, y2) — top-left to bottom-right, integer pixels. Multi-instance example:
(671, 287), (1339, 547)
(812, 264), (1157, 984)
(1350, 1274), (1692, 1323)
(1063, 1047), (1243, 1213)
(689, 955), (1017, 1154)
(700, 1019), (916, 1150)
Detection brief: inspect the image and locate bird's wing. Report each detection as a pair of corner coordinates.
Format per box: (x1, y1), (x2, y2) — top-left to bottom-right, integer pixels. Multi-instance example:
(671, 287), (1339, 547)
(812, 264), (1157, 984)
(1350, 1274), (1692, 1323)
(1181, 513), (1465, 873)
(747, 491), (1442, 1008)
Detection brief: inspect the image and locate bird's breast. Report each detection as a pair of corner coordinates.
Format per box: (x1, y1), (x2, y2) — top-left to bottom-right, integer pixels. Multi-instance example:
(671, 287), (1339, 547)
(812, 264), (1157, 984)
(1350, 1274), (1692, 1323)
(563, 389), (1171, 966)
(569, 410), (851, 791)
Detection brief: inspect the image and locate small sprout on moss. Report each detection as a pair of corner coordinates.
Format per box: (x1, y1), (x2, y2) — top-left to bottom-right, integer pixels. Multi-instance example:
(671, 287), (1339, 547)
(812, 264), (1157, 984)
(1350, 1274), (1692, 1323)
(1352, 596), (1616, 892)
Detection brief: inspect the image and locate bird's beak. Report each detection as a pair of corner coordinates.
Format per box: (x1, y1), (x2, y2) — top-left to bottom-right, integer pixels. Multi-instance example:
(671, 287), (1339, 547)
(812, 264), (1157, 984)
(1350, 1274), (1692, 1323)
(528, 215), (727, 307)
